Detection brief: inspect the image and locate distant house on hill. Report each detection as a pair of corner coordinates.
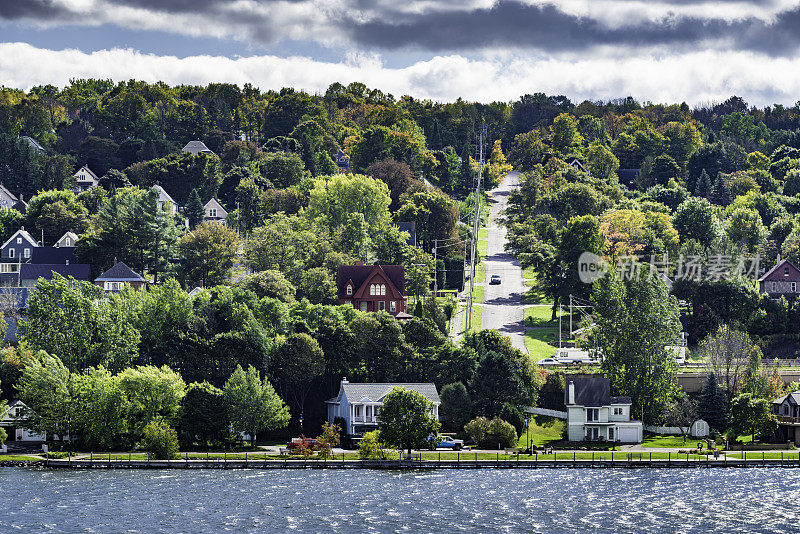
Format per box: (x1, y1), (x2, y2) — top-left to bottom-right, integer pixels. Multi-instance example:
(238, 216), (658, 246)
(94, 261), (146, 292)
(203, 198), (228, 225)
(0, 183), (26, 213)
(337, 262), (408, 317)
(21, 136), (45, 154)
(1, 228), (38, 261)
(759, 258), (800, 298)
(73, 165), (99, 193)
(54, 231), (78, 248)
(182, 140), (216, 157)
(153, 184), (179, 214)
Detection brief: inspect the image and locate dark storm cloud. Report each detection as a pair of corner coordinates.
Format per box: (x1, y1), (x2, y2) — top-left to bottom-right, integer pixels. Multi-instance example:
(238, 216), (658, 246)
(0, 0), (72, 20)
(345, 1), (800, 56)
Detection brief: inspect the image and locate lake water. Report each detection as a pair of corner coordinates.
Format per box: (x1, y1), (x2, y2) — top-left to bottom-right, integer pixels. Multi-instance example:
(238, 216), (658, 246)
(1, 467), (798, 533)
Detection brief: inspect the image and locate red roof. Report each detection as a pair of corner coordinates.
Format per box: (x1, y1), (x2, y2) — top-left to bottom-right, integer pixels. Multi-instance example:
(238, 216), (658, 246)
(337, 264), (405, 300)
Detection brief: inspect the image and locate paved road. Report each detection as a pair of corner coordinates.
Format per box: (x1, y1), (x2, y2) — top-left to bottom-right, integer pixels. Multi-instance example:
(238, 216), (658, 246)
(481, 171), (527, 352)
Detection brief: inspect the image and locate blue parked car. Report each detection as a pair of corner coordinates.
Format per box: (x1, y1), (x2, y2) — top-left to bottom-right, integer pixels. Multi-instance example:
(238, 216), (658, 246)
(435, 436), (465, 450)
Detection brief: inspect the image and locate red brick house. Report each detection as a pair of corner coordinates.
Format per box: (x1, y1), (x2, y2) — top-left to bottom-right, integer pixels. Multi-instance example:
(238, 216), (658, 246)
(759, 259), (800, 298)
(337, 262), (408, 316)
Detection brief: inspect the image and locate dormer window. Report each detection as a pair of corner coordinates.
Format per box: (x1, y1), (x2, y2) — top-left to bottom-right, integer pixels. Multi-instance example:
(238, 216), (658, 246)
(370, 284), (375, 296)
(209, 208), (217, 217)
(346, 284), (353, 296)
(16, 238), (21, 244)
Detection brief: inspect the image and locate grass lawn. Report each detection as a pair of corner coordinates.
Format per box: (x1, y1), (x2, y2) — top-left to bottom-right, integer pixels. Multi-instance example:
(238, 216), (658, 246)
(0, 454), (44, 462)
(523, 266), (536, 280)
(474, 264), (485, 283)
(523, 285), (550, 304)
(473, 285), (484, 303)
(641, 434), (700, 449)
(462, 304), (483, 332)
(477, 239), (487, 258)
(517, 419), (564, 448)
(479, 228), (489, 240)
(525, 328), (558, 360)
(525, 305), (566, 327)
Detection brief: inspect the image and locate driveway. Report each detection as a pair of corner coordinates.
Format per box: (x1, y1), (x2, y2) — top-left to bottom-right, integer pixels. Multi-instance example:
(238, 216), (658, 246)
(480, 171), (527, 352)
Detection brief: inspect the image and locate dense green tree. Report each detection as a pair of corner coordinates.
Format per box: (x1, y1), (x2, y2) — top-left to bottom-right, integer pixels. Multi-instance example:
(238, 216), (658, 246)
(306, 174), (391, 234)
(117, 365), (186, 437)
(125, 152), (221, 205)
(270, 333), (325, 425)
(186, 189), (205, 228)
(180, 381), (229, 446)
(698, 373), (728, 432)
(179, 222), (240, 287)
(25, 190), (90, 244)
(730, 393), (777, 442)
(469, 351), (528, 418)
(589, 268), (681, 425)
(16, 353), (74, 441)
(223, 364), (290, 445)
(72, 366), (129, 450)
(673, 197), (720, 249)
(439, 382), (472, 431)
(378, 387), (441, 454)
(234, 270), (296, 302)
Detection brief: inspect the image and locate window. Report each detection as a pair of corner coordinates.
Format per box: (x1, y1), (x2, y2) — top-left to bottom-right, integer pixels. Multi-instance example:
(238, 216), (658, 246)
(360, 302), (367, 312)
(784, 405), (789, 415)
(772, 281), (777, 292)
(8, 248), (14, 259)
(0, 264), (19, 273)
(343, 300), (351, 306)
(370, 284), (375, 296)
(65, 237), (71, 246)
(609, 428), (615, 441)
(366, 406), (372, 417)
(104, 282), (123, 291)
(23, 248), (30, 259)
(613, 407), (623, 416)
(380, 284), (386, 296)
(390, 301), (397, 312)
(586, 427), (599, 440)
(209, 208), (217, 217)
(586, 408), (599, 422)
(786, 267), (790, 277)
(16, 238), (21, 244)
(378, 301), (385, 311)
(346, 284), (353, 295)
(354, 405), (362, 418)
(793, 282), (797, 293)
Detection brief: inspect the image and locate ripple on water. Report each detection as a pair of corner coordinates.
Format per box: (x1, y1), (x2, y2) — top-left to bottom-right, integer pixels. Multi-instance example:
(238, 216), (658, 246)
(2, 468), (800, 532)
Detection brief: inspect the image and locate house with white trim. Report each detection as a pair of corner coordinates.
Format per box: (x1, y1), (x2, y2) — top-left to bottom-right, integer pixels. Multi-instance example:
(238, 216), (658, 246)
(73, 165), (99, 193)
(1, 400), (45, 442)
(565, 375), (643, 443)
(153, 184), (178, 214)
(203, 198), (228, 225)
(326, 378), (440, 436)
(182, 140), (216, 157)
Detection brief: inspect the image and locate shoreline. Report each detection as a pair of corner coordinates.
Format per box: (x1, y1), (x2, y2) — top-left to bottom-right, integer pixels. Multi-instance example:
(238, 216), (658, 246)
(5, 455), (800, 469)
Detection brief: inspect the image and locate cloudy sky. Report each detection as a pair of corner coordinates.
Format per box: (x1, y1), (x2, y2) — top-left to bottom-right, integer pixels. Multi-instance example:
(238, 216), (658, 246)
(3, 0), (800, 105)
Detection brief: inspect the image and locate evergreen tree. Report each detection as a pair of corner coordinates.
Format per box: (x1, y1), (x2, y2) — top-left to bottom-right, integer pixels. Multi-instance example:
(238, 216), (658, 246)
(430, 119), (443, 151)
(709, 172), (732, 206)
(413, 299), (424, 318)
(698, 373), (728, 432)
(694, 168), (712, 198)
(186, 189), (205, 229)
(458, 145), (476, 194)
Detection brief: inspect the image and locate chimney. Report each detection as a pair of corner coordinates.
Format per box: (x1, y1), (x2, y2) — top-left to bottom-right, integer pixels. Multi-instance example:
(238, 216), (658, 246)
(567, 381), (575, 405)
(341, 377), (349, 386)
(777, 253), (782, 265)
(113, 257), (118, 266)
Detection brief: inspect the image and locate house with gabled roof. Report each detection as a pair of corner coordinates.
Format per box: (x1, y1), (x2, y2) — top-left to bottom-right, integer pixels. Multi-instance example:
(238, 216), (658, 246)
(773, 391), (800, 444)
(0, 184), (26, 214)
(565, 375), (643, 443)
(203, 198), (228, 225)
(21, 136), (45, 154)
(182, 140), (216, 157)
(326, 377), (440, 436)
(337, 262), (408, 316)
(153, 184), (178, 214)
(54, 231), (78, 248)
(73, 165), (99, 193)
(94, 260), (146, 292)
(0, 228), (38, 262)
(759, 258), (800, 299)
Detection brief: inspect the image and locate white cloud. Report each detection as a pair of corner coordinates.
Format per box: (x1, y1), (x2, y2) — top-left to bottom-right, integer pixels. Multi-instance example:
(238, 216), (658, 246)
(2, 42), (800, 106)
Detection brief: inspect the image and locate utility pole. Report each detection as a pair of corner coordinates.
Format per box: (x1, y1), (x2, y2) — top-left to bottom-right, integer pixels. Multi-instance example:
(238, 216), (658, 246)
(433, 239), (438, 298)
(467, 123), (487, 331)
(569, 294), (573, 341)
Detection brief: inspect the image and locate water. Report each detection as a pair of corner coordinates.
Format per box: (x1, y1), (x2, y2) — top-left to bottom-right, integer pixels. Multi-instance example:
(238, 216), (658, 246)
(0, 467), (798, 533)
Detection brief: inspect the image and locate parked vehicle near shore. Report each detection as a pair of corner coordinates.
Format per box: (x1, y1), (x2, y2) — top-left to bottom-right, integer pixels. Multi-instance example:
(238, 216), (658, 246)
(435, 436), (465, 450)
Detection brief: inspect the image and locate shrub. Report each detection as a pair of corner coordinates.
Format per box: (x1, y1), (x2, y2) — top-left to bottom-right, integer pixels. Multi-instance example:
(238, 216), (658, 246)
(358, 430), (384, 460)
(317, 422), (341, 460)
(464, 417), (519, 449)
(499, 403), (525, 436)
(440, 382), (472, 431)
(141, 420), (179, 460)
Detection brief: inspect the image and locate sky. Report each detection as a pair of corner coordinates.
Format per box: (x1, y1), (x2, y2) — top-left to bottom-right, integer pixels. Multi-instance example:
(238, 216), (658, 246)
(3, 0), (800, 106)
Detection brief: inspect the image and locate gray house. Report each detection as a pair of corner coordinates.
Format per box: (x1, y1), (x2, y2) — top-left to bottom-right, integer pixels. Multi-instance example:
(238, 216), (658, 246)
(326, 378), (440, 436)
(0, 228), (38, 261)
